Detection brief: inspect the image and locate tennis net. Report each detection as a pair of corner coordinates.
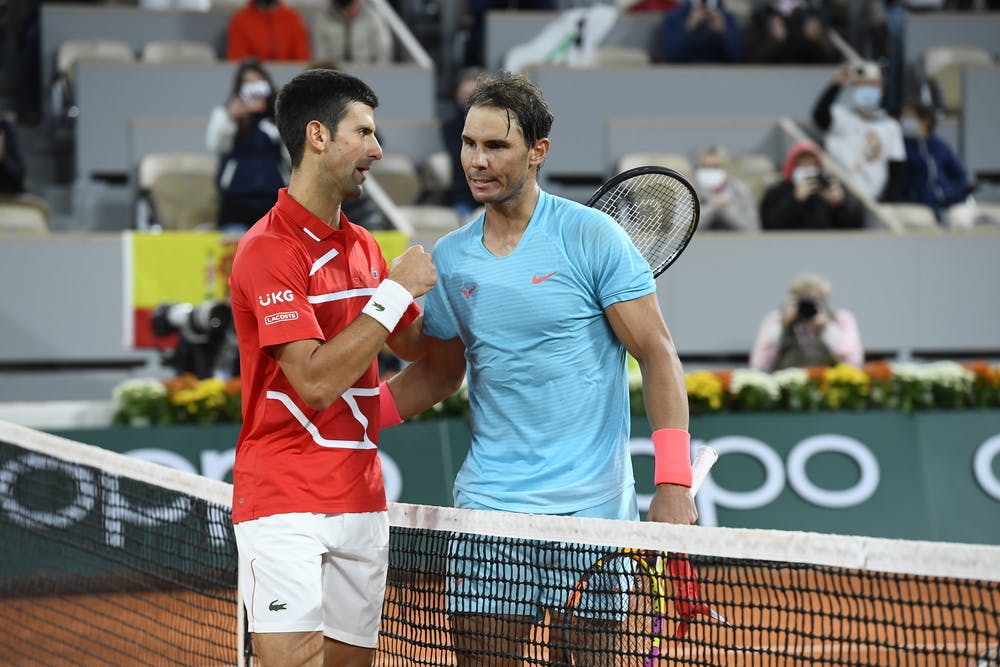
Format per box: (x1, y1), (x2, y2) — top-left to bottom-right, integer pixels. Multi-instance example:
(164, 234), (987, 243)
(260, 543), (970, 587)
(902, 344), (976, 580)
(1, 420), (998, 666)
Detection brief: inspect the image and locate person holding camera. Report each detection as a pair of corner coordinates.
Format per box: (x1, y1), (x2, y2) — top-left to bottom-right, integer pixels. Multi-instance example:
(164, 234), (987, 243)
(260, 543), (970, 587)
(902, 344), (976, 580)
(811, 60), (906, 202)
(760, 140), (864, 230)
(749, 273), (864, 372)
(206, 59), (290, 231)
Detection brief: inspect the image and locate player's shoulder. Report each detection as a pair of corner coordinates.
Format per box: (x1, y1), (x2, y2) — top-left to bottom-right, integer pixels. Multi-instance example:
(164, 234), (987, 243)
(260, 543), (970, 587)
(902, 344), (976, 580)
(233, 220), (299, 268)
(539, 190), (616, 233)
(431, 212), (482, 256)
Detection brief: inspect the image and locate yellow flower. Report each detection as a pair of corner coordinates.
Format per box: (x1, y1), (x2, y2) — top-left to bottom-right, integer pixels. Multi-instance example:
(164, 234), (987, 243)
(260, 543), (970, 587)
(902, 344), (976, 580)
(686, 371), (724, 410)
(822, 363), (871, 409)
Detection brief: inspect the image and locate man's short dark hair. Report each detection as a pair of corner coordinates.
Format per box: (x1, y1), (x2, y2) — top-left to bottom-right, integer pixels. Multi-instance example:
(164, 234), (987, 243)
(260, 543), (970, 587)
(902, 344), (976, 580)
(465, 72), (553, 149)
(276, 68), (378, 167)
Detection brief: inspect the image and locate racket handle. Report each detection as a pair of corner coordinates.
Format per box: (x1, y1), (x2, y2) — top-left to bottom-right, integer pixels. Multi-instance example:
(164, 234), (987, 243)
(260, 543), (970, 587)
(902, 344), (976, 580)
(689, 445), (718, 497)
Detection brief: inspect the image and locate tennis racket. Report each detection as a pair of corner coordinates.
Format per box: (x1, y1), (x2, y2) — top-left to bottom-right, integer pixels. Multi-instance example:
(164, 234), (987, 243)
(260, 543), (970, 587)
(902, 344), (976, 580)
(586, 166), (700, 278)
(559, 446), (720, 665)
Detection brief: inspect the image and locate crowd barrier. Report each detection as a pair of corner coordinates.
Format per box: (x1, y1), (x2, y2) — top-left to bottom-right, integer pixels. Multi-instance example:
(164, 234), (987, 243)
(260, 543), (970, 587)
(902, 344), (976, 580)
(2, 230), (998, 370)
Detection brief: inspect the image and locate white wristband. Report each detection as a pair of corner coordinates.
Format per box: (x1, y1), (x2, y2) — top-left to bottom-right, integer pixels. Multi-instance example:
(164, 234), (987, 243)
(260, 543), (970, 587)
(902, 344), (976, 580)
(362, 279), (413, 332)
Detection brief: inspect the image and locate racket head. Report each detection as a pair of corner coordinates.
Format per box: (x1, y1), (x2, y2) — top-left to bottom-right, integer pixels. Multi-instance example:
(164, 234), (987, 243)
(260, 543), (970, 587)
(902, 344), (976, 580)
(560, 548), (667, 665)
(586, 166), (700, 277)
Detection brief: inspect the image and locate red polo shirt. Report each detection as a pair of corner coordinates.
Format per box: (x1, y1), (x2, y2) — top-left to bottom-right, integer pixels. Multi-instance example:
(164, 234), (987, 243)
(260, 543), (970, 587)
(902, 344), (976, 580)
(228, 188), (419, 523)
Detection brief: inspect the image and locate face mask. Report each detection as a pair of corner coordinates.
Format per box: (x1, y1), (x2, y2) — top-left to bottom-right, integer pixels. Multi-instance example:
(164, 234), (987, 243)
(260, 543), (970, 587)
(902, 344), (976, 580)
(852, 85), (881, 111)
(240, 80), (271, 101)
(791, 165), (819, 185)
(695, 167), (727, 192)
(900, 116), (920, 137)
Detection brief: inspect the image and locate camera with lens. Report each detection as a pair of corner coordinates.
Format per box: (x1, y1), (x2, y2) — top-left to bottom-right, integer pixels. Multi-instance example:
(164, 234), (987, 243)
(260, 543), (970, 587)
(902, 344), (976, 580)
(151, 300), (238, 379)
(152, 300), (232, 344)
(796, 297), (820, 321)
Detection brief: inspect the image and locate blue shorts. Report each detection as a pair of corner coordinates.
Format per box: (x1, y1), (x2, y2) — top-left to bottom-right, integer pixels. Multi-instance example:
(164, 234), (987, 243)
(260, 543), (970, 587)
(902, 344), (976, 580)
(447, 488), (639, 621)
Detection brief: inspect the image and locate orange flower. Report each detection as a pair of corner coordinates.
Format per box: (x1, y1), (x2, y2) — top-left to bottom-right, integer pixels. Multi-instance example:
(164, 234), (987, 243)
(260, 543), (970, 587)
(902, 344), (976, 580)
(962, 360), (999, 385)
(863, 360), (893, 382)
(803, 366), (826, 384)
(714, 369), (733, 391)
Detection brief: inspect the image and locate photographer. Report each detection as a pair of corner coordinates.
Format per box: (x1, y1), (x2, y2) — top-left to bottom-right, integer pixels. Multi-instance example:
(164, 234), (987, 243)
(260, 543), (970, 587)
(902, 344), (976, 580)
(750, 273), (864, 372)
(761, 140), (864, 230)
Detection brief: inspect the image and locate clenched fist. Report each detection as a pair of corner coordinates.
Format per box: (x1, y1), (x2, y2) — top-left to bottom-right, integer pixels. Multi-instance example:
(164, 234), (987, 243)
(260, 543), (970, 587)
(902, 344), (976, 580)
(388, 245), (437, 298)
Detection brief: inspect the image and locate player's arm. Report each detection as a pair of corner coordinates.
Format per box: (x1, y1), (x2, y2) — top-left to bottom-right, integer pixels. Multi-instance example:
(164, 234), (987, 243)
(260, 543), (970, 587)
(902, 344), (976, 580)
(385, 314), (426, 362)
(273, 246), (436, 411)
(383, 335), (466, 420)
(606, 293), (697, 526)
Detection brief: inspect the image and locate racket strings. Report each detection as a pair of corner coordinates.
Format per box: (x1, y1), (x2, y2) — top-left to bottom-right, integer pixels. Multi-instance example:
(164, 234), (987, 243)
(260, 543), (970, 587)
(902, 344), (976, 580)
(590, 172), (697, 276)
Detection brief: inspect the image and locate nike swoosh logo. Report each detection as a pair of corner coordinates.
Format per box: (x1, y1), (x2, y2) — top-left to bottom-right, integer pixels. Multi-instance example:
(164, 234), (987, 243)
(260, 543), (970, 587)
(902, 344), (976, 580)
(460, 285), (477, 298)
(532, 272), (557, 284)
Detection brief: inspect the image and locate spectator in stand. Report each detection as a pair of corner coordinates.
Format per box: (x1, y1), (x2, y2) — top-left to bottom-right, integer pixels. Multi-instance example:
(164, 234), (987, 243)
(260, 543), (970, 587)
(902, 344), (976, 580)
(811, 61), (906, 202)
(0, 117), (26, 195)
(760, 140), (864, 230)
(750, 272), (864, 372)
(693, 145), (760, 231)
(629, 0), (680, 10)
(441, 67), (483, 221)
(312, 0), (393, 66)
(658, 0), (743, 63)
(206, 59), (289, 231)
(743, 0), (839, 63)
(226, 0), (311, 62)
(899, 100), (970, 221)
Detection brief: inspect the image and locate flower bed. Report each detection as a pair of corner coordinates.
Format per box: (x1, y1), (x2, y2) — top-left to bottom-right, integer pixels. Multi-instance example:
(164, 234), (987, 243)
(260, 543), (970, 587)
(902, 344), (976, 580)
(112, 361), (1000, 427)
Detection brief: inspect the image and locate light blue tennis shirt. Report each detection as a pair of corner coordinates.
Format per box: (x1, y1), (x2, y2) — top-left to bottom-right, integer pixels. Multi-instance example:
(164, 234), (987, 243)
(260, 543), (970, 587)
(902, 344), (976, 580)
(423, 189), (656, 514)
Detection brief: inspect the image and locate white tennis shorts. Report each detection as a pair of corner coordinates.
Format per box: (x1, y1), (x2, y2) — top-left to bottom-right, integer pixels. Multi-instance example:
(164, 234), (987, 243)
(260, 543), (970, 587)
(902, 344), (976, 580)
(234, 511), (389, 648)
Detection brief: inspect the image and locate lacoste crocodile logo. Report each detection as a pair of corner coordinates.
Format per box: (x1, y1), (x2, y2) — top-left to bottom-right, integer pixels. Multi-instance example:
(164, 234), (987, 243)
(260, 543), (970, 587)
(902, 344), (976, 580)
(371, 302), (386, 312)
(269, 600), (287, 611)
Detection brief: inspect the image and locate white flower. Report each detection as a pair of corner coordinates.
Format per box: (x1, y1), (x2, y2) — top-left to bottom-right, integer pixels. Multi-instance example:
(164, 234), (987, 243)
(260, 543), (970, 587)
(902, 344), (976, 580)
(890, 362), (927, 382)
(924, 361), (974, 389)
(891, 362), (973, 390)
(112, 378), (166, 404)
(771, 367), (809, 388)
(729, 369), (780, 400)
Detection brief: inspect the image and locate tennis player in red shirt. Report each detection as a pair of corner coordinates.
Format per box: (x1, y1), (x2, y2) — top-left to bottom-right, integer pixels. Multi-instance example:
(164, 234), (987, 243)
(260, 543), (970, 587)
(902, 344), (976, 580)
(228, 68), (436, 667)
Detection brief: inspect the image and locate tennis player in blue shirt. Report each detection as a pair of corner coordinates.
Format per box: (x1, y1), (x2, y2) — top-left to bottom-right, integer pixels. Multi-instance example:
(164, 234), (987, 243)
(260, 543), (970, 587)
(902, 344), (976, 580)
(382, 72), (695, 666)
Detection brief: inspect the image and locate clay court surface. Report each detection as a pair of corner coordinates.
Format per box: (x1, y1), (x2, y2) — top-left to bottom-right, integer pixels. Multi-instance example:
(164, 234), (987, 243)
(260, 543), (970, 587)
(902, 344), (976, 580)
(5, 568), (998, 666)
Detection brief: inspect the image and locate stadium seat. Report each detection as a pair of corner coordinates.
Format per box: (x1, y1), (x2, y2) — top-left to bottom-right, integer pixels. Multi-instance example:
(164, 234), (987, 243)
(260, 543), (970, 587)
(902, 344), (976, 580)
(370, 154), (422, 206)
(418, 150), (452, 206)
(397, 204), (463, 247)
(592, 46), (651, 67)
(946, 200), (1000, 229)
(137, 152), (218, 231)
(729, 152), (780, 205)
(0, 197), (51, 235)
(922, 46), (993, 114)
(616, 152), (693, 179)
(140, 40), (217, 64)
(878, 203), (939, 231)
(52, 39), (135, 125)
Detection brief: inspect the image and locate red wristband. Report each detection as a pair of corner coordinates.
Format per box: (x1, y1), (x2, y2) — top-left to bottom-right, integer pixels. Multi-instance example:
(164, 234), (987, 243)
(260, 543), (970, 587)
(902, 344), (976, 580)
(379, 382), (403, 429)
(653, 428), (692, 487)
